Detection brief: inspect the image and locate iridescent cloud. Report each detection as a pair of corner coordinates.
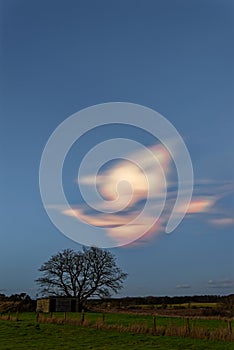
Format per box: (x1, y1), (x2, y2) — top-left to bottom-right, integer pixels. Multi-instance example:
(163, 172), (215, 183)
(58, 143), (234, 245)
(179, 197), (215, 214)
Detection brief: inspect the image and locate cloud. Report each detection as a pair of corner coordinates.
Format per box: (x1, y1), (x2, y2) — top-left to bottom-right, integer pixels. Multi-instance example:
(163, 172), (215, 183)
(176, 197), (215, 214)
(79, 144), (171, 205)
(62, 205), (164, 245)
(209, 218), (234, 227)
(51, 141), (234, 245)
(207, 279), (234, 288)
(176, 284), (191, 289)
(62, 208), (137, 228)
(68, 143), (171, 244)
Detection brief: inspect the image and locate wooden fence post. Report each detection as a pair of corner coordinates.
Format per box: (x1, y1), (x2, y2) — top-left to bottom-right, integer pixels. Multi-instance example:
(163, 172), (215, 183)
(81, 309), (85, 323)
(186, 318), (190, 336)
(153, 316), (156, 334)
(36, 312), (39, 323)
(64, 312), (67, 321)
(228, 320), (232, 336)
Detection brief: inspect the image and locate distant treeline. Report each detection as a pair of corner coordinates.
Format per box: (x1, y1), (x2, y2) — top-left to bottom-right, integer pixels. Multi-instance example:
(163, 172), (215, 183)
(88, 294), (234, 308)
(0, 293), (36, 312)
(0, 293), (32, 301)
(0, 293), (233, 313)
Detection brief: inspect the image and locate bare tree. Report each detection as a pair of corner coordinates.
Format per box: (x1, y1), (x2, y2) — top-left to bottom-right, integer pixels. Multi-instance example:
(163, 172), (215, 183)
(36, 247), (127, 310)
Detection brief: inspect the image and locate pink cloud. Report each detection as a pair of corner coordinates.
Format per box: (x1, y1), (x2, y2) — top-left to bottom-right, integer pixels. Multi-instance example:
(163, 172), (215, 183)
(187, 198), (215, 213)
(209, 218), (234, 227)
(61, 144), (171, 245)
(56, 143), (234, 246)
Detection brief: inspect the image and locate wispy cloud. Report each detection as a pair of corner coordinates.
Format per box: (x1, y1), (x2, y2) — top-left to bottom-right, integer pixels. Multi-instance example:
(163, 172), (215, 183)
(62, 201), (165, 245)
(176, 197), (215, 214)
(176, 284), (191, 289)
(79, 144), (170, 204)
(70, 144), (171, 244)
(207, 279), (234, 289)
(48, 141), (234, 245)
(209, 218), (234, 227)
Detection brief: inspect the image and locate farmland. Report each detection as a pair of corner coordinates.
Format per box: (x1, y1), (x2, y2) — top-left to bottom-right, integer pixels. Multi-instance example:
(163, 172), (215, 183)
(0, 312), (233, 350)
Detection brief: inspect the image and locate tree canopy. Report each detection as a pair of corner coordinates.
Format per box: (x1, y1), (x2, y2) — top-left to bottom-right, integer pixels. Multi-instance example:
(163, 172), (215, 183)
(36, 247), (127, 309)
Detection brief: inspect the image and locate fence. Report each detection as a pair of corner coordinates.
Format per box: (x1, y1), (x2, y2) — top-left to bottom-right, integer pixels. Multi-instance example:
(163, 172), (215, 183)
(0, 311), (233, 342)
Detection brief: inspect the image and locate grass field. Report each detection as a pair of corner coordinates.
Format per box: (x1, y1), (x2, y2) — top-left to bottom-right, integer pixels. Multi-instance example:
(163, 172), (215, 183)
(135, 302), (218, 309)
(38, 311), (231, 330)
(0, 317), (233, 350)
(0, 312), (233, 349)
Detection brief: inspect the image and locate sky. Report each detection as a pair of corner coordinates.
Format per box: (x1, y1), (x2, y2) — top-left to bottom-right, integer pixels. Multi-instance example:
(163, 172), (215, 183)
(1, 0), (234, 298)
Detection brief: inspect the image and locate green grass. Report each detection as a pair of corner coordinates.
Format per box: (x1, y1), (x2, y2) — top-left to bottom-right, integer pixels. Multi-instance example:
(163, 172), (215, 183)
(38, 311), (232, 331)
(0, 317), (233, 350)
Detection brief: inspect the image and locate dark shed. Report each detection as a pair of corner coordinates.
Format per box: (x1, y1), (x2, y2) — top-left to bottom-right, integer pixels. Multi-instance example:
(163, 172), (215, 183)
(36, 297), (79, 312)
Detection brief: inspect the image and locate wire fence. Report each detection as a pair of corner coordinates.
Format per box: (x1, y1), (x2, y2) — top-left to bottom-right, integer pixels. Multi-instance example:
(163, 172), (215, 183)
(0, 311), (233, 342)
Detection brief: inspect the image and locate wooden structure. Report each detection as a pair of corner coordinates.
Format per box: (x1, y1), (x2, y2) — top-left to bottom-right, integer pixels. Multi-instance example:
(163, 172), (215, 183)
(36, 297), (79, 312)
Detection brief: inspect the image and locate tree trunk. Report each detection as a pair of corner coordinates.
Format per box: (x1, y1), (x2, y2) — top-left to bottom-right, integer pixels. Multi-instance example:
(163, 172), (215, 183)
(77, 300), (83, 312)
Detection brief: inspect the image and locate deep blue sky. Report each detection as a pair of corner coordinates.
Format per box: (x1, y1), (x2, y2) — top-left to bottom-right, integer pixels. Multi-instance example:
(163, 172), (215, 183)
(1, 0), (234, 297)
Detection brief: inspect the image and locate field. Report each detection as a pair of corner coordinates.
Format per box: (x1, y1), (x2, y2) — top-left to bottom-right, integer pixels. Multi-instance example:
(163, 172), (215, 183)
(130, 302), (218, 309)
(0, 312), (233, 350)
